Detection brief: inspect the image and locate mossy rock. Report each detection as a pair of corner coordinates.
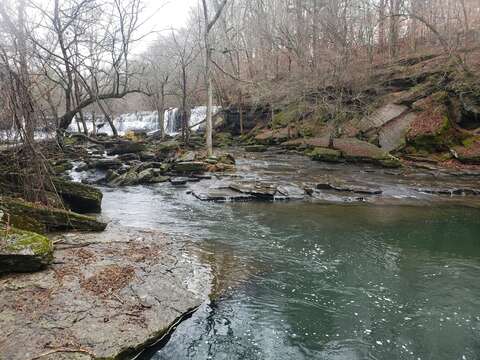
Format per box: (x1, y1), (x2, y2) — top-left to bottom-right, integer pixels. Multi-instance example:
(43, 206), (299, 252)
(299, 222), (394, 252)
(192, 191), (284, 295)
(307, 147), (343, 163)
(272, 101), (310, 129)
(452, 137), (480, 164)
(0, 197), (107, 233)
(52, 179), (103, 213)
(173, 161), (206, 174)
(0, 228), (53, 274)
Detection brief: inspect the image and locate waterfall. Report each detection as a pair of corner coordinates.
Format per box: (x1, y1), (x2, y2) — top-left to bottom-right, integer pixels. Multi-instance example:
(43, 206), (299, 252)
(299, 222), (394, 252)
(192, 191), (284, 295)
(64, 106), (221, 137)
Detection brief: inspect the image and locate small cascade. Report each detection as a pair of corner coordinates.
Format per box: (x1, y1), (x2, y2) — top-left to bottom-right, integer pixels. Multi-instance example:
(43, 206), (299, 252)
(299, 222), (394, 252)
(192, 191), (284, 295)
(164, 108), (181, 135)
(64, 106), (221, 137)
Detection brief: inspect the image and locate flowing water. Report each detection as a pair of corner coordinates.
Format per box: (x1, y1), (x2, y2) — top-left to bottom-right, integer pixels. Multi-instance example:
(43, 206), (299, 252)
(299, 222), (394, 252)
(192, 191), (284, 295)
(98, 155), (480, 360)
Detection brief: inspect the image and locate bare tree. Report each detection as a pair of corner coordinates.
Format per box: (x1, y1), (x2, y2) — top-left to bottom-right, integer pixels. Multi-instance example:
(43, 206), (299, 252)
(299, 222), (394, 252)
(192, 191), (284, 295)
(201, 0), (228, 156)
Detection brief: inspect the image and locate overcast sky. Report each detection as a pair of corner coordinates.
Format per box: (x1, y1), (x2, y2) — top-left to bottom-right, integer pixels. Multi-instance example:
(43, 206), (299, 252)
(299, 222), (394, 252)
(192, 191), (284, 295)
(139, 0), (197, 51)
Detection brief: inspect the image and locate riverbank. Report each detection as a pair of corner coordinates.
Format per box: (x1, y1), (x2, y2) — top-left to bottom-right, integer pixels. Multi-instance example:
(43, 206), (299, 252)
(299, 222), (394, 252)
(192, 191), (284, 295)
(0, 225), (210, 360)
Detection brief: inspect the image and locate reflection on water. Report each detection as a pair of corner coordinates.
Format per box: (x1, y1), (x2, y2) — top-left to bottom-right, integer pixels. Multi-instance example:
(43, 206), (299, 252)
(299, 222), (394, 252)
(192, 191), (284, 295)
(101, 183), (480, 360)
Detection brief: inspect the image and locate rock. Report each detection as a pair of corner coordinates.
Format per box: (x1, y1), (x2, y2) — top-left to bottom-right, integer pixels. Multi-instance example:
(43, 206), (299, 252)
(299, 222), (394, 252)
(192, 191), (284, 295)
(356, 103), (409, 132)
(0, 226), (209, 360)
(254, 127), (294, 145)
(107, 141), (146, 155)
(245, 145), (268, 152)
(333, 138), (401, 168)
(139, 151), (156, 161)
(173, 161), (205, 174)
(415, 187), (480, 196)
(0, 228), (53, 274)
(118, 153), (140, 162)
(0, 197), (107, 233)
(51, 160), (73, 175)
(205, 157), (218, 164)
(217, 153), (236, 165)
(105, 169), (119, 182)
(179, 151), (197, 162)
(156, 140), (180, 152)
(451, 138), (480, 164)
(52, 179), (103, 213)
(91, 158), (123, 170)
(276, 185), (307, 200)
(109, 166), (168, 186)
(229, 181), (277, 199)
(379, 112), (418, 152)
(282, 137), (330, 150)
(170, 177), (188, 185)
(315, 177), (383, 195)
(308, 147), (343, 163)
(192, 188), (253, 202)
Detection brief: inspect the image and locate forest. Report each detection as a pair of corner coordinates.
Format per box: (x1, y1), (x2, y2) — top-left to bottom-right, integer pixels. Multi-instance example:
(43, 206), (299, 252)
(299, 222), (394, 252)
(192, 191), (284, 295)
(1, 1), (480, 359)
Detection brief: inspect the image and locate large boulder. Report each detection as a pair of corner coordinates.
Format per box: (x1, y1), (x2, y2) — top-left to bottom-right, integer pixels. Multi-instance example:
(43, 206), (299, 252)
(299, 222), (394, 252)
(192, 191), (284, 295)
(0, 197), (107, 233)
(52, 179), (103, 213)
(109, 166), (169, 187)
(0, 228), (53, 274)
(90, 158), (123, 170)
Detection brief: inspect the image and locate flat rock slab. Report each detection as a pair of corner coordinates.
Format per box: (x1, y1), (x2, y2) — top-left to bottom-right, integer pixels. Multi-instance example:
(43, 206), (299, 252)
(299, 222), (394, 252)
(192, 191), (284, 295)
(379, 112), (418, 152)
(192, 188), (253, 202)
(356, 103), (409, 132)
(0, 226), (210, 360)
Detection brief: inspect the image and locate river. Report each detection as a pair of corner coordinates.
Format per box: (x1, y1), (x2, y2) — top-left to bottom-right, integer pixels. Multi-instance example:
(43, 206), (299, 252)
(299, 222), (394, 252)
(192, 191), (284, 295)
(97, 153), (480, 360)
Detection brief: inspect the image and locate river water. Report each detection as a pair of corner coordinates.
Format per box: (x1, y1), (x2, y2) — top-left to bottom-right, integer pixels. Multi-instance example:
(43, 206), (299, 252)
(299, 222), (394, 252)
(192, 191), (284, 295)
(98, 154), (480, 360)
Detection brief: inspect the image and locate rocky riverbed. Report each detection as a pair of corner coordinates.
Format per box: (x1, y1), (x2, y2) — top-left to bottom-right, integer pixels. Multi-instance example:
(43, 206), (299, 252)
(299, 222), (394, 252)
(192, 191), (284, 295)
(0, 226), (210, 360)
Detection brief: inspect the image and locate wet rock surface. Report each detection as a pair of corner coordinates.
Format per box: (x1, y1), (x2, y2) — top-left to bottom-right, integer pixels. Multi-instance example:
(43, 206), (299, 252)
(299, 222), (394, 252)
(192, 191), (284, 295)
(187, 149), (480, 207)
(0, 226), (210, 360)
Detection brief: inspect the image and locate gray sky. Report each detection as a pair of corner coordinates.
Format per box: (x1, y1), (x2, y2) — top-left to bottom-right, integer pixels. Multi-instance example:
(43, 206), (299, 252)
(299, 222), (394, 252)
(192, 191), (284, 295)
(140, 0), (197, 49)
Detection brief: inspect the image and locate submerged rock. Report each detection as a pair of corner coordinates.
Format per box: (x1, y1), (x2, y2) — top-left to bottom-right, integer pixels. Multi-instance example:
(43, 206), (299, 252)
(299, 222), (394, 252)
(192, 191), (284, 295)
(0, 228), (53, 274)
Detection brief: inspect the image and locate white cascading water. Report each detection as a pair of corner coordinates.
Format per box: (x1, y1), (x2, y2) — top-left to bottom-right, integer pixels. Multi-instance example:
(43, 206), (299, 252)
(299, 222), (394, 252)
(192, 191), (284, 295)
(66, 106), (221, 137)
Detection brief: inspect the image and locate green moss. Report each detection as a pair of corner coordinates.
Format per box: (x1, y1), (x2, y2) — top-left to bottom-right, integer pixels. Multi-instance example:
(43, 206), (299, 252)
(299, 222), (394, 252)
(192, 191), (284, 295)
(272, 101), (310, 129)
(462, 136), (480, 148)
(307, 147), (343, 163)
(0, 197), (107, 232)
(2, 228), (52, 257)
